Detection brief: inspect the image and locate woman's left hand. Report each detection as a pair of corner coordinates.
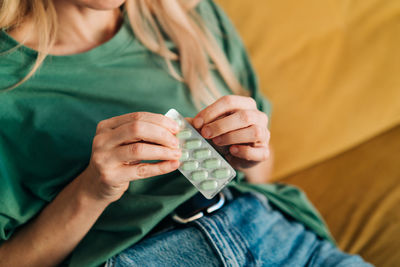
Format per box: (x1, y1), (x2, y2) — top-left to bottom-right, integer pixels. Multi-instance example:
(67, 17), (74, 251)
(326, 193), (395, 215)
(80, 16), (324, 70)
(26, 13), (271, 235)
(192, 95), (270, 170)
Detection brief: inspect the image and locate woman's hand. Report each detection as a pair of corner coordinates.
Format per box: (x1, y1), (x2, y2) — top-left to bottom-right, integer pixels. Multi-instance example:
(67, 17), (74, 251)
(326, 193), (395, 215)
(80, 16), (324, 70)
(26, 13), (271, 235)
(80, 112), (182, 203)
(193, 95), (270, 171)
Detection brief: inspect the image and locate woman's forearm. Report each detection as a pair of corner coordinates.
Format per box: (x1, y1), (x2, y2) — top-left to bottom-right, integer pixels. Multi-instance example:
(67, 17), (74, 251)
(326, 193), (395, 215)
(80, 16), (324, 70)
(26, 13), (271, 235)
(0, 169), (111, 267)
(0, 111), (182, 267)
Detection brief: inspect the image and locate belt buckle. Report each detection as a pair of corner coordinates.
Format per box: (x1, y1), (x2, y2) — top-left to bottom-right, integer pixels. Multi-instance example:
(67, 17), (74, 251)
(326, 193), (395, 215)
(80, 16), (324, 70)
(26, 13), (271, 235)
(172, 192), (226, 224)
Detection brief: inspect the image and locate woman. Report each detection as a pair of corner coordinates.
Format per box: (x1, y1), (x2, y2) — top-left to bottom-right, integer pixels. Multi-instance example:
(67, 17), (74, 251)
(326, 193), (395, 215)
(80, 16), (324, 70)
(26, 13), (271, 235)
(0, 0), (372, 266)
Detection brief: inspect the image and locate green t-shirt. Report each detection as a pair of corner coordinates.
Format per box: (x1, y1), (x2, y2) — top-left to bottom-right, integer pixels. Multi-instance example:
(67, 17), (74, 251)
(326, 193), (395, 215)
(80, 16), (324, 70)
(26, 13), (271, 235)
(0, 1), (333, 266)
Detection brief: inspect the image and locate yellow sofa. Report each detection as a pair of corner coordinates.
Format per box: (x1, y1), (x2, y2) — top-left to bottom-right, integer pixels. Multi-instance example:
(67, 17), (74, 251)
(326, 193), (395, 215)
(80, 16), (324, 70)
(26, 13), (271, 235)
(217, 0), (400, 266)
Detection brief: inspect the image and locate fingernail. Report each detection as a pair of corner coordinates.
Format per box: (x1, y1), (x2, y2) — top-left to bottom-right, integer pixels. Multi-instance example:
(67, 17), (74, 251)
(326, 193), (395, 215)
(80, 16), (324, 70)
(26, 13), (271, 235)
(193, 117), (203, 129)
(231, 146), (238, 154)
(202, 127), (211, 138)
(213, 136), (221, 144)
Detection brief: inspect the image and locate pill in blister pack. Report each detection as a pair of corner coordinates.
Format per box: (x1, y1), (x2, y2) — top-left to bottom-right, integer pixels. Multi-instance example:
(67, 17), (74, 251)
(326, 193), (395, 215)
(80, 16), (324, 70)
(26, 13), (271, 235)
(165, 108), (236, 199)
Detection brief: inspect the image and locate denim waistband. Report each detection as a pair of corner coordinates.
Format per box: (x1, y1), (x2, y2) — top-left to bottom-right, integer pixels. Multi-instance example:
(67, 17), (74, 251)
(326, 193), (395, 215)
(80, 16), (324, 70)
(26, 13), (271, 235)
(106, 191), (371, 267)
(146, 187), (257, 238)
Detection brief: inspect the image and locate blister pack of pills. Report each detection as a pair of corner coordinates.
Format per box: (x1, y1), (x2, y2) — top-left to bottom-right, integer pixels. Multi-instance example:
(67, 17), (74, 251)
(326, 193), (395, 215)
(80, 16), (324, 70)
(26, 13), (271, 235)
(165, 109), (236, 199)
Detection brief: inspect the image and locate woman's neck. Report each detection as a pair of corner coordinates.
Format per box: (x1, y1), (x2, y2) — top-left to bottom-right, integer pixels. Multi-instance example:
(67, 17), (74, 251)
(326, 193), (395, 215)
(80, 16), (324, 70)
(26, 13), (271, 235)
(8, 2), (122, 55)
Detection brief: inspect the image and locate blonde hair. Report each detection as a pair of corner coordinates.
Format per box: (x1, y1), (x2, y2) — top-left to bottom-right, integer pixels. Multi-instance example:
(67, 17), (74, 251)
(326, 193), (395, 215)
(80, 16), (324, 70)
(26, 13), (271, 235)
(0, 0), (248, 108)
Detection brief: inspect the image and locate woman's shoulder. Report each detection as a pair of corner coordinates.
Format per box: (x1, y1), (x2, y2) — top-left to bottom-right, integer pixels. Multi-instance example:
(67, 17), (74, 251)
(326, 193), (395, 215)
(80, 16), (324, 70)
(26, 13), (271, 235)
(0, 30), (37, 62)
(197, 0), (236, 36)
(0, 31), (37, 91)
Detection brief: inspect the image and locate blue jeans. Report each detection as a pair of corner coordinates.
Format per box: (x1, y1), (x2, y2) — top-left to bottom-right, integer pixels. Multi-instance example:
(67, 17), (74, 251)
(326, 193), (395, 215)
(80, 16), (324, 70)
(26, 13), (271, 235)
(105, 191), (372, 267)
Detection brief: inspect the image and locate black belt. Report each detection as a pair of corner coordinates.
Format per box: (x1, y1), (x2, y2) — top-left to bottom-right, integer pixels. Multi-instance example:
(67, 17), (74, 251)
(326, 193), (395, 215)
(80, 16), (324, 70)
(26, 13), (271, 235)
(148, 190), (231, 237)
(172, 192), (226, 223)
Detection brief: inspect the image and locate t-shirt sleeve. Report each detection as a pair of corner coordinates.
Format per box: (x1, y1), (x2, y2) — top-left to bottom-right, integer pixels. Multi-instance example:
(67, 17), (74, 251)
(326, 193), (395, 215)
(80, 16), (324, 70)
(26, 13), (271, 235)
(200, 0), (272, 121)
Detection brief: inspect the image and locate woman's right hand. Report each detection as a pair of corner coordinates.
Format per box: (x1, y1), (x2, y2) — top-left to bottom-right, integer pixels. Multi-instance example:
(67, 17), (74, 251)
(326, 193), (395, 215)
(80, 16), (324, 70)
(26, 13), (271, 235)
(79, 112), (182, 203)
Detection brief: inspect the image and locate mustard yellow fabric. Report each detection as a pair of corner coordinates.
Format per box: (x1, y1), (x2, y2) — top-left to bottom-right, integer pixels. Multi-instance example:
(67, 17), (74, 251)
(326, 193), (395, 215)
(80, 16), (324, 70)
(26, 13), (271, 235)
(283, 125), (400, 267)
(217, 0), (400, 179)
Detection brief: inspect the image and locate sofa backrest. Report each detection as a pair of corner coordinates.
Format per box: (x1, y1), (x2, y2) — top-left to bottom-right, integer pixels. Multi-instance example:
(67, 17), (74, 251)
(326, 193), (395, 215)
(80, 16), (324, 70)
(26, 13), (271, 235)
(217, 0), (400, 179)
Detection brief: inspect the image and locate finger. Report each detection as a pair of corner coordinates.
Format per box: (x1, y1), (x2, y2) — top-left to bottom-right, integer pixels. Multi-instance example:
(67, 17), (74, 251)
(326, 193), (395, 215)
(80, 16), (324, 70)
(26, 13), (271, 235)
(185, 117), (194, 126)
(96, 112), (179, 134)
(229, 145), (270, 162)
(212, 125), (269, 146)
(114, 142), (181, 163)
(118, 160), (180, 181)
(224, 154), (260, 170)
(105, 121), (179, 149)
(193, 95), (257, 129)
(201, 110), (265, 139)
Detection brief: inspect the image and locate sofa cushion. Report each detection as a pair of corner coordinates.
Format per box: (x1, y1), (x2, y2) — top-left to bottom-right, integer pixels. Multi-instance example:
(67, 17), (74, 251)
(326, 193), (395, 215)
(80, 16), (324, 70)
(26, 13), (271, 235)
(282, 125), (400, 267)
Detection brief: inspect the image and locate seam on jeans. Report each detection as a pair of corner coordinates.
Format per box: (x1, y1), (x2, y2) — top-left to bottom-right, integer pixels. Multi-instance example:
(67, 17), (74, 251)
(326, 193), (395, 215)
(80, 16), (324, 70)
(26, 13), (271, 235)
(212, 213), (245, 266)
(210, 214), (242, 267)
(217, 209), (256, 266)
(203, 216), (238, 265)
(199, 217), (238, 267)
(207, 214), (244, 267)
(304, 238), (322, 267)
(192, 219), (230, 267)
